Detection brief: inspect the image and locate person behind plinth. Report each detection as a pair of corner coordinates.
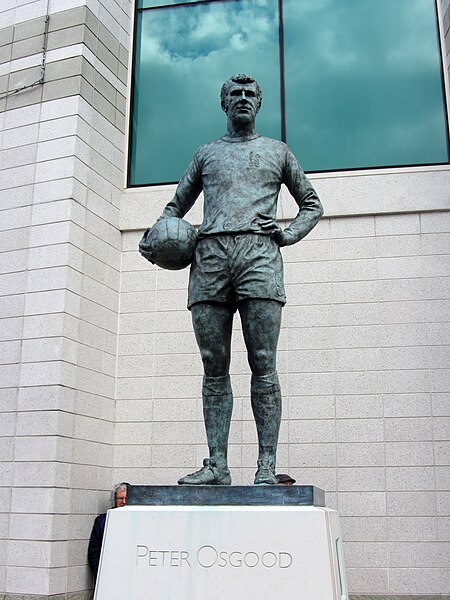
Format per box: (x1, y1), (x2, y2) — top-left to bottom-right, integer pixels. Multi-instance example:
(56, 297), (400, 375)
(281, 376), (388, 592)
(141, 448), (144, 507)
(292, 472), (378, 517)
(88, 482), (128, 582)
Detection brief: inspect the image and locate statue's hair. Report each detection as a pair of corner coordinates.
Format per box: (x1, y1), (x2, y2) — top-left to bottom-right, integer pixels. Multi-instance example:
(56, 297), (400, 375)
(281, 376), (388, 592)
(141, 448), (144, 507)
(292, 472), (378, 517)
(111, 482), (129, 507)
(220, 74), (262, 113)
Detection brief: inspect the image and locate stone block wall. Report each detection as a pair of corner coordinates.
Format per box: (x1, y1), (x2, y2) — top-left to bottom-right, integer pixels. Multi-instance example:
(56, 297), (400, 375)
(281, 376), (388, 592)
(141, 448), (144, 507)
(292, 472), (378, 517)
(0, 0), (130, 596)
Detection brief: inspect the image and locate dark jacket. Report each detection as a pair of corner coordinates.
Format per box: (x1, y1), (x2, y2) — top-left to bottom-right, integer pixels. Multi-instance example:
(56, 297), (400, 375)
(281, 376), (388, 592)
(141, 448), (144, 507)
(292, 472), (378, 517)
(88, 513), (107, 578)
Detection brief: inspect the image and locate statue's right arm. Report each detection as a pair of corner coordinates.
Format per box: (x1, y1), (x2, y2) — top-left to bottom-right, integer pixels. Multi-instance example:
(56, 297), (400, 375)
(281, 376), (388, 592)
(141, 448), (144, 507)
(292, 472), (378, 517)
(139, 152), (202, 265)
(161, 152), (203, 219)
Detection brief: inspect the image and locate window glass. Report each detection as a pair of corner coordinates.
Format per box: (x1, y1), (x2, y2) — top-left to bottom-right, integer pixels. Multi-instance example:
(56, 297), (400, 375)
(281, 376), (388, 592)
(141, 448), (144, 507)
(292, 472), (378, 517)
(130, 0), (449, 186)
(283, 0), (449, 171)
(129, 0), (281, 185)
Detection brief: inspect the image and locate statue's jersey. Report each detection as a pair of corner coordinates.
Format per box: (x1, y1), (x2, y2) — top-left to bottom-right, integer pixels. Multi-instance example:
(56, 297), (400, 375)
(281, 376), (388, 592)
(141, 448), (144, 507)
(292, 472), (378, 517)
(163, 135), (322, 242)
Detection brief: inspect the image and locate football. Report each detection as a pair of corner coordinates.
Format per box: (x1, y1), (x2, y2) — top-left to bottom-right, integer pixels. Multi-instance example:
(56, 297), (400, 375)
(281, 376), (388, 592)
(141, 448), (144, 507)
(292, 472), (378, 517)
(139, 217), (198, 270)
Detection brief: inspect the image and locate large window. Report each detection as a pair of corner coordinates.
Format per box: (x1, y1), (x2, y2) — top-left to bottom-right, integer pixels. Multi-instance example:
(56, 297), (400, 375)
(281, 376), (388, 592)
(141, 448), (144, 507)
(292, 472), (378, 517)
(129, 0), (449, 187)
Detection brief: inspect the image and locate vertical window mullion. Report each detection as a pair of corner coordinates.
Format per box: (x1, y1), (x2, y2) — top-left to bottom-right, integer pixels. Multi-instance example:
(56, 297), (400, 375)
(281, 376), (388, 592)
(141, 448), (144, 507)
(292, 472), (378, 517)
(278, 0), (286, 142)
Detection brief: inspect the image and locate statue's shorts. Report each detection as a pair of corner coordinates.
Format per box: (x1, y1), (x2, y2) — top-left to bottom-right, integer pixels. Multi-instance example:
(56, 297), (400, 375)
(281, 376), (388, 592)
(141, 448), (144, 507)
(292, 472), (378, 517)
(187, 233), (286, 311)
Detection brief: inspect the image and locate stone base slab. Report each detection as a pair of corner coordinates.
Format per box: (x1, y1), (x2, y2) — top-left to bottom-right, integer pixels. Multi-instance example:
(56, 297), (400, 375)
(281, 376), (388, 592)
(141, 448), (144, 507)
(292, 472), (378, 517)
(95, 505), (347, 600)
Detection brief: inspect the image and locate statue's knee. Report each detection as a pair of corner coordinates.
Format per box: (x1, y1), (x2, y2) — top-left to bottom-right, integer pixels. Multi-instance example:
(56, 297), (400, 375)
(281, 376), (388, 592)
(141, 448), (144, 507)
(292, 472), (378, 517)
(201, 349), (228, 377)
(249, 348), (276, 375)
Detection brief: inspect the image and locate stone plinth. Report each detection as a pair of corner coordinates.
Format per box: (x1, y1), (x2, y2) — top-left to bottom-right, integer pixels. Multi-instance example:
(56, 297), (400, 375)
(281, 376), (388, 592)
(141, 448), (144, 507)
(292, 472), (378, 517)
(95, 486), (347, 600)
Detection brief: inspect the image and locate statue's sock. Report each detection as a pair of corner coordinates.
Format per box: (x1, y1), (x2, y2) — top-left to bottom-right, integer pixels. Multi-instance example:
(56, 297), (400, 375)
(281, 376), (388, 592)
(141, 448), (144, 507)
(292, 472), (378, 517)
(250, 372), (281, 463)
(203, 375), (233, 468)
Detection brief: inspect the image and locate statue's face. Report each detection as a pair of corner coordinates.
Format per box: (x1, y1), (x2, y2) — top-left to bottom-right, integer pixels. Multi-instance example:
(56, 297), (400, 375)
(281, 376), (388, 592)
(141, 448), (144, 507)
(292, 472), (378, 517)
(225, 81), (259, 123)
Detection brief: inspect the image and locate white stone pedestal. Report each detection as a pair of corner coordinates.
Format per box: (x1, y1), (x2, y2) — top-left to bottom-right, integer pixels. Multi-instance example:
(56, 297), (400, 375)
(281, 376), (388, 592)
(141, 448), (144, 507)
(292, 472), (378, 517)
(94, 505), (348, 600)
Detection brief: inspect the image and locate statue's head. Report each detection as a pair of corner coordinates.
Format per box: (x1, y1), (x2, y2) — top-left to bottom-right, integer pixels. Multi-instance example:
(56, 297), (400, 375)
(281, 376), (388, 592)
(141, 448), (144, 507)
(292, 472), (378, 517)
(220, 74), (262, 114)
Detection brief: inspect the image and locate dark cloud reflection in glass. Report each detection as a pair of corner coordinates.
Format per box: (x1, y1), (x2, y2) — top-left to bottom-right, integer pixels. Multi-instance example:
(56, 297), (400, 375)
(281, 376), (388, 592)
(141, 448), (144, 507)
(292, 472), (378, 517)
(283, 0), (448, 171)
(130, 0), (281, 186)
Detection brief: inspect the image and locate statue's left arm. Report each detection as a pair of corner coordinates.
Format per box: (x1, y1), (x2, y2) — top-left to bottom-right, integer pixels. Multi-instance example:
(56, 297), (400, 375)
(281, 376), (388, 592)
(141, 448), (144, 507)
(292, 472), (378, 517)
(274, 147), (324, 247)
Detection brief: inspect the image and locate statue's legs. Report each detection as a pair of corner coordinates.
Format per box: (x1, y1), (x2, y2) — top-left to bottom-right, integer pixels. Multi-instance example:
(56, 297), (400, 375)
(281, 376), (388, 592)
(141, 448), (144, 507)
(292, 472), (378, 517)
(239, 299), (283, 485)
(178, 302), (234, 485)
(177, 298), (282, 485)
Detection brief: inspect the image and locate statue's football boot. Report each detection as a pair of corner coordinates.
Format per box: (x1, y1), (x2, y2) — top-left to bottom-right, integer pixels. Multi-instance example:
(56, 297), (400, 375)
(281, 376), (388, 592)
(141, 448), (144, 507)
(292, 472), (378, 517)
(178, 458), (231, 485)
(254, 456), (277, 485)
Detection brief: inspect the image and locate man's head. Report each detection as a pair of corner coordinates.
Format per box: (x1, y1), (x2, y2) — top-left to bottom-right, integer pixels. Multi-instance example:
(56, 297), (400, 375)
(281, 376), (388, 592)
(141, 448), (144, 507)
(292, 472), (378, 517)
(112, 482), (128, 507)
(276, 474), (296, 486)
(220, 74), (262, 117)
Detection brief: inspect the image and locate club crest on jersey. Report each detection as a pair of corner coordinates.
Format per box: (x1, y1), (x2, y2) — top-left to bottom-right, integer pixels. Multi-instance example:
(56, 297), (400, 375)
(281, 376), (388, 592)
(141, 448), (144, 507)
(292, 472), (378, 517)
(249, 151), (260, 168)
